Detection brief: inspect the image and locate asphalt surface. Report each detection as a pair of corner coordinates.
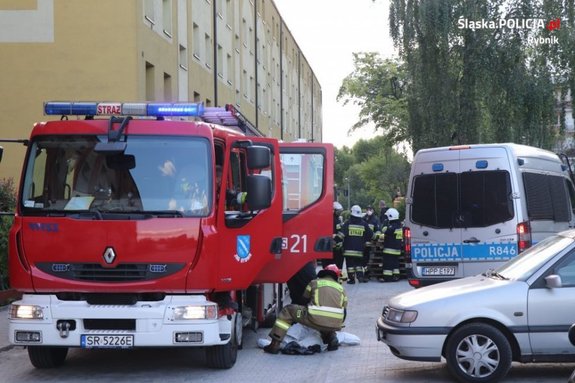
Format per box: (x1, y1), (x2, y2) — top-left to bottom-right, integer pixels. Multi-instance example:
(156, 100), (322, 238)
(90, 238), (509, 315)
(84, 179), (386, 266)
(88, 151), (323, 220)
(0, 280), (574, 382)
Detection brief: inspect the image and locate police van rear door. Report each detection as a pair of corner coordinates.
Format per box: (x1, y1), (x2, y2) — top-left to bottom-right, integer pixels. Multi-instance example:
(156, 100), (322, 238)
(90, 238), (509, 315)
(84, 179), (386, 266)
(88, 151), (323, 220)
(458, 146), (517, 276)
(253, 143), (334, 283)
(410, 147), (463, 280)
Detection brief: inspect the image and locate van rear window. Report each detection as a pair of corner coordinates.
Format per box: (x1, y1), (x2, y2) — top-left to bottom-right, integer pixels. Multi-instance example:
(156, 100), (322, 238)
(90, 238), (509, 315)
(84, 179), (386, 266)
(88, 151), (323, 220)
(411, 170), (514, 228)
(523, 172), (570, 222)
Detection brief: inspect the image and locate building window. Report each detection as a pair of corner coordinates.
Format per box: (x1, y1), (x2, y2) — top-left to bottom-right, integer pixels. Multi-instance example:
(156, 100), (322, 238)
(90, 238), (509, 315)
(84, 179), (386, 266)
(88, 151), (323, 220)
(162, 0), (172, 38)
(144, 0), (155, 25)
(205, 33), (212, 69)
(193, 23), (200, 60)
(146, 62), (155, 101)
(193, 91), (201, 103)
(226, 53), (232, 85)
(179, 45), (188, 70)
(164, 72), (172, 101)
(217, 44), (223, 78)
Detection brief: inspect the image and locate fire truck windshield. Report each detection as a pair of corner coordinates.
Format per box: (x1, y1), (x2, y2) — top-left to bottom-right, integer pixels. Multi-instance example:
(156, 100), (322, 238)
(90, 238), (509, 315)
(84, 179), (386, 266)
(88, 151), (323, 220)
(21, 135), (212, 217)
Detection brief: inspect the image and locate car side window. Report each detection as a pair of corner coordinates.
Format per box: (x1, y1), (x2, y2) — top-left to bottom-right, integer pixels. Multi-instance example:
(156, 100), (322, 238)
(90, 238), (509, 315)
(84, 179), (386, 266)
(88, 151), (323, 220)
(552, 251), (575, 287)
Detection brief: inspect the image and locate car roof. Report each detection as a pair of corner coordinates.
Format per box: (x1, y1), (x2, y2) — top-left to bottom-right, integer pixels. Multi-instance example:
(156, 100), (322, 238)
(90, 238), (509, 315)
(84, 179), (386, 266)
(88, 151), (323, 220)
(558, 229), (575, 239)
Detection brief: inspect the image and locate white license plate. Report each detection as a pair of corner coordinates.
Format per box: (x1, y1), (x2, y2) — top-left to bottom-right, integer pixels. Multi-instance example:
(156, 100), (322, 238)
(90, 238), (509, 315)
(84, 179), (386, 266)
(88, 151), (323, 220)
(81, 334), (134, 349)
(422, 266), (456, 276)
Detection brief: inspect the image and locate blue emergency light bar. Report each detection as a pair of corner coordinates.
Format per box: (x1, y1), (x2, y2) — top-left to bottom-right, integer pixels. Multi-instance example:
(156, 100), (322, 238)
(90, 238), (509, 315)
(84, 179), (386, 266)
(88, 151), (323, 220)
(44, 101), (205, 117)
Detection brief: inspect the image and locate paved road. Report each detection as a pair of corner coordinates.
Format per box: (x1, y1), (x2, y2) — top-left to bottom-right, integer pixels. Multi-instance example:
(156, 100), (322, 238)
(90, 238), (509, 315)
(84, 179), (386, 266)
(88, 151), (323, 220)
(1, 280), (573, 382)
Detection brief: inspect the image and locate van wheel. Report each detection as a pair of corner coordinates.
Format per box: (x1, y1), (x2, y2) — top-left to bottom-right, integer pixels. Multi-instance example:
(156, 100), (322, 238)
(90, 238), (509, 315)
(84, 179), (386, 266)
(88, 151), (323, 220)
(28, 346), (68, 369)
(445, 323), (511, 383)
(205, 314), (239, 369)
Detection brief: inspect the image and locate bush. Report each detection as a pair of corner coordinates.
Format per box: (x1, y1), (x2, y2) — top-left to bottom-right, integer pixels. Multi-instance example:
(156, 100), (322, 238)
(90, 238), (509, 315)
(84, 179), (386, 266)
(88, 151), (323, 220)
(0, 178), (16, 290)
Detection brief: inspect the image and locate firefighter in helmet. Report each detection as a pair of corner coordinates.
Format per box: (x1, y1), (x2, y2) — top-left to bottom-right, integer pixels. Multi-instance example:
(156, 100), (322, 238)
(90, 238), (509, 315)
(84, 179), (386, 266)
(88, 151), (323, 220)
(336, 205), (374, 284)
(264, 264), (348, 354)
(379, 208), (403, 282)
(331, 201), (345, 269)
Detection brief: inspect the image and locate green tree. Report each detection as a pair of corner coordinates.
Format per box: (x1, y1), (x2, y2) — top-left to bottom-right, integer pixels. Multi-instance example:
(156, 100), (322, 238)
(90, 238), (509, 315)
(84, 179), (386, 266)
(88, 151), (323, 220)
(335, 137), (410, 216)
(337, 53), (409, 147)
(384, 0), (564, 152)
(0, 178), (16, 290)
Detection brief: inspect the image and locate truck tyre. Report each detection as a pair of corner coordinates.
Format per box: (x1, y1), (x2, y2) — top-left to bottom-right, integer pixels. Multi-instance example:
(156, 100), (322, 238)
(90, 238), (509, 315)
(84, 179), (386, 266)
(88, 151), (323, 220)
(28, 346), (68, 369)
(205, 314), (239, 369)
(445, 323), (512, 383)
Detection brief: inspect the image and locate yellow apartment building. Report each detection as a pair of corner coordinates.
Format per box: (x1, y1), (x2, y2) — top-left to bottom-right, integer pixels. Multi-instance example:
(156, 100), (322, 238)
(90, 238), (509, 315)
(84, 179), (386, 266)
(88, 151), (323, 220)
(0, 0), (322, 182)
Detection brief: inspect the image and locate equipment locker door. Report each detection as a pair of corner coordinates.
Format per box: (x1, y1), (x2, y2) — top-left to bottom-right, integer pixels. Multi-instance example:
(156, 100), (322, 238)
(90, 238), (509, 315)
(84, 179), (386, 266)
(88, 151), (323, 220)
(254, 143), (334, 283)
(214, 137), (283, 291)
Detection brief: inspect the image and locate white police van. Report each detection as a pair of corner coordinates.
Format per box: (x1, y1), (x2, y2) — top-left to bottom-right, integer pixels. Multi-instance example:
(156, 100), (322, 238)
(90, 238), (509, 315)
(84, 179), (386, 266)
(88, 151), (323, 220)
(404, 143), (575, 287)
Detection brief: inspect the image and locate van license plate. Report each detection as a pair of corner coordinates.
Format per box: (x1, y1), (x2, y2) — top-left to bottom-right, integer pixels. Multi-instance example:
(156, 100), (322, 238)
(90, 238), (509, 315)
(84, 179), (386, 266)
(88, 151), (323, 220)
(81, 335), (134, 349)
(422, 266), (455, 276)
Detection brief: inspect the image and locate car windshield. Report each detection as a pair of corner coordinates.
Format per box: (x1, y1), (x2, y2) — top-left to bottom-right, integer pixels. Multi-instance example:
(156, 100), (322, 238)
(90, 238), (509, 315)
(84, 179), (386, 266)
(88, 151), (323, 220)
(496, 235), (574, 280)
(21, 135), (212, 217)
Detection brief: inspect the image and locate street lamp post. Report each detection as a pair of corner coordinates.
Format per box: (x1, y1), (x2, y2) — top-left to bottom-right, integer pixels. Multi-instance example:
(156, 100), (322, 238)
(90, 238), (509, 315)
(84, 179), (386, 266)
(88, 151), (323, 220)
(344, 177), (350, 210)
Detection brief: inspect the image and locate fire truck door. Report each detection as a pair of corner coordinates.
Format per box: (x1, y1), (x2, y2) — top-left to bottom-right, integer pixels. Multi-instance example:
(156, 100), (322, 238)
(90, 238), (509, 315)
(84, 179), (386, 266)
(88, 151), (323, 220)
(253, 143), (334, 283)
(214, 137), (283, 291)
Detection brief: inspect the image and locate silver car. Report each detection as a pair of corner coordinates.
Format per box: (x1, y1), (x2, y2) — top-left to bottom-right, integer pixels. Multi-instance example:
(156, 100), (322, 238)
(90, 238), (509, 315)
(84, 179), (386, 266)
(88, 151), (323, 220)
(376, 230), (575, 383)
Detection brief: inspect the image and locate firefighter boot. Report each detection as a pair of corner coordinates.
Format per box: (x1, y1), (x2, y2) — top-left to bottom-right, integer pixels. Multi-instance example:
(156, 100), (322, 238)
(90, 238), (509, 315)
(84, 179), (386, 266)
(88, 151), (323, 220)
(326, 332), (339, 351)
(357, 269), (368, 283)
(263, 339), (282, 354)
(347, 274), (356, 284)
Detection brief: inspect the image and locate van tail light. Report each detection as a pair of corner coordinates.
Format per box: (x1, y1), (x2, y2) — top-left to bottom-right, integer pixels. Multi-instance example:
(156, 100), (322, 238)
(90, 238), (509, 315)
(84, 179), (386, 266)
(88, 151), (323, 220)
(517, 221), (532, 253)
(403, 226), (411, 263)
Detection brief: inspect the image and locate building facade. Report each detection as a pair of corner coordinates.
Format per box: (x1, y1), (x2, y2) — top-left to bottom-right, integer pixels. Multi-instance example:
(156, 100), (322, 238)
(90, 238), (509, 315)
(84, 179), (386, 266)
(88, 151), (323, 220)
(0, 0), (322, 181)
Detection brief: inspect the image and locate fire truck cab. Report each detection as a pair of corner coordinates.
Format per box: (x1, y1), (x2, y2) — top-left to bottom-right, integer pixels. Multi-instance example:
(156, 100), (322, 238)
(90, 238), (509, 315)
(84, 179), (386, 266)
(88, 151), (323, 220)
(7, 101), (334, 369)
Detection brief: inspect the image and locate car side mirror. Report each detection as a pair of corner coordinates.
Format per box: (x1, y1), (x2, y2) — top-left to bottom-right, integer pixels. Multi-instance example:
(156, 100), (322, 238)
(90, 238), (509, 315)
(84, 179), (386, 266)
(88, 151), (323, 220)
(545, 274), (562, 289)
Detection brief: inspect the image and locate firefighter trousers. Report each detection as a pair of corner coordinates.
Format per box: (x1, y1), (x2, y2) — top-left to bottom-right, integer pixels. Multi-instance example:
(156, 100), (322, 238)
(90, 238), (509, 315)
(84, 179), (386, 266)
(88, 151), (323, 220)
(382, 252), (400, 281)
(269, 304), (338, 342)
(344, 255), (363, 281)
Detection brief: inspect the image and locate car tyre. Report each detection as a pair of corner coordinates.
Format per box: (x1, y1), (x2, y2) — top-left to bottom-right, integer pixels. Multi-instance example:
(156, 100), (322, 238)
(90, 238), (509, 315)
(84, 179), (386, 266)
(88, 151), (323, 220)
(28, 346), (68, 369)
(445, 323), (512, 383)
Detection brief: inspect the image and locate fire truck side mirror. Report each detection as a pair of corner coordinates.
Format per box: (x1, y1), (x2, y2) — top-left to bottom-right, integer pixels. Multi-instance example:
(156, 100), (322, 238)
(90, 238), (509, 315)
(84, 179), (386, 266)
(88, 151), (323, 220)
(247, 146), (270, 170)
(246, 174), (271, 210)
(106, 153), (136, 170)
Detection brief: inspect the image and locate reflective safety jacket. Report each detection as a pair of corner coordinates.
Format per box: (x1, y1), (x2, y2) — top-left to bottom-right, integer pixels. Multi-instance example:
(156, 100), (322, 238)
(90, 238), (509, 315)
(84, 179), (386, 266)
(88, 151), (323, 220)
(382, 220), (403, 256)
(303, 276), (348, 330)
(336, 216), (374, 257)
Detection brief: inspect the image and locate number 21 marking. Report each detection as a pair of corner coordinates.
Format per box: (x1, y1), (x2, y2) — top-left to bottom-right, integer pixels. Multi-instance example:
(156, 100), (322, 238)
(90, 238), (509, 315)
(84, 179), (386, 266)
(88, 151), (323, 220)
(290, 234), (308, 253)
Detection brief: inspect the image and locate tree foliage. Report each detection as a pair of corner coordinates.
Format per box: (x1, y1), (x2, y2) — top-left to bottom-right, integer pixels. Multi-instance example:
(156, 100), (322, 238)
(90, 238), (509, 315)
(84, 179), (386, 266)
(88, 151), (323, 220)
(337, 53), (409, 146)
(341, 0), (574, 154)
(335, 136), (410, 211)
(0, 178), (15, 290)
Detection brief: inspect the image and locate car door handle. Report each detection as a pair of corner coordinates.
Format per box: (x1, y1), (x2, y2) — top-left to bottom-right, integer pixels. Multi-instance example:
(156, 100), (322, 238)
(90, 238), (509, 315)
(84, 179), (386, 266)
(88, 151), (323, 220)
(463, 237), (480, 244)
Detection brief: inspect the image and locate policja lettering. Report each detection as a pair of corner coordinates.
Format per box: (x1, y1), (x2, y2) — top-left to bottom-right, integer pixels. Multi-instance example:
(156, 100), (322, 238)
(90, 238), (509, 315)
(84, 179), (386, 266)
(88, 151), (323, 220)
(414, 245), (459, 259)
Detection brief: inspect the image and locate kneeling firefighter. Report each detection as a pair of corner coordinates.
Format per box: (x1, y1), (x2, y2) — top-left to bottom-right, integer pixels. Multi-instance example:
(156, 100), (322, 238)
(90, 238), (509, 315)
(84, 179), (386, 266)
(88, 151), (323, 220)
(264, 264), (348, 354)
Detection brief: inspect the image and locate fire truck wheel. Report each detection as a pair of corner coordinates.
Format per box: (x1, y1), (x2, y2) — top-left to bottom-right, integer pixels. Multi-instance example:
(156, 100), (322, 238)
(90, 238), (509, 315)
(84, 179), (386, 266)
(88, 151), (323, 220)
(205, 315), (239, 369)
(234, 311), (244, 350)
(27, 346), (68, 369)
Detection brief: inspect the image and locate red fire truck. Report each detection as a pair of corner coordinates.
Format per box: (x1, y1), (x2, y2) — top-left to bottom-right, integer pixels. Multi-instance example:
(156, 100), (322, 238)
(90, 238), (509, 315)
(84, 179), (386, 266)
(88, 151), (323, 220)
(6, 101), (334, 369)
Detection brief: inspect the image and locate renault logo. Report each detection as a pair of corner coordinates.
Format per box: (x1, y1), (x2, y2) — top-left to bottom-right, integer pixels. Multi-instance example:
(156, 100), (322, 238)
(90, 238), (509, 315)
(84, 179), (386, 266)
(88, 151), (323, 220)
(103, 247), (116, 264)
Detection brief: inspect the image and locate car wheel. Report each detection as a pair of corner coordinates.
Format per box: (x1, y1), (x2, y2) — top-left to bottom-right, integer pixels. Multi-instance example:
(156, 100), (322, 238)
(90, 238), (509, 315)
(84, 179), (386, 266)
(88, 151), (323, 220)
(445, 323), (512, 383)
(28, 346), (68, 369)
